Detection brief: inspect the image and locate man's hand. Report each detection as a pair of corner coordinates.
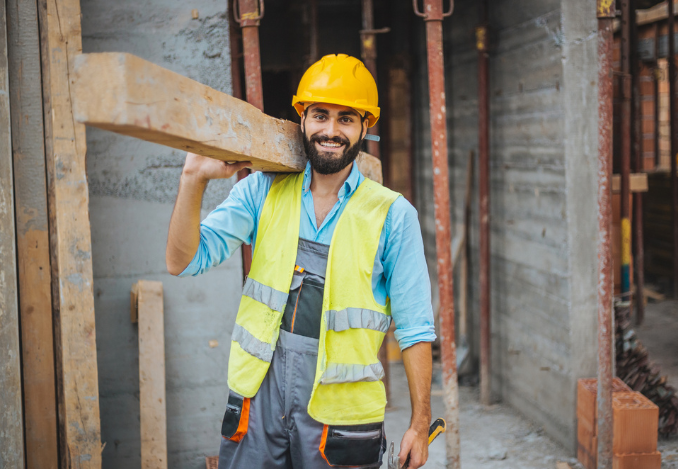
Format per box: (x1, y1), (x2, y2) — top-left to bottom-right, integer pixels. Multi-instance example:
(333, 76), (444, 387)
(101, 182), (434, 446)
(166, 153), (251, 275)
(398, 424), (429, 468)
(182, 152), (251, 183)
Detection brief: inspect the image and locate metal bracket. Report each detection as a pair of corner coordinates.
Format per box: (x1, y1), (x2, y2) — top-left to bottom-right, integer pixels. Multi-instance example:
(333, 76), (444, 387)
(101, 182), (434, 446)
(413, 0), (454, 20)
(233, 0), (265, 25)
(360, 27), (391, 35)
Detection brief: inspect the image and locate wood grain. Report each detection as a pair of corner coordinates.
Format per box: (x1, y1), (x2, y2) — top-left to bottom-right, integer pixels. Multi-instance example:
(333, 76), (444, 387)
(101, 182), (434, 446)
(37, 0), (102, 466)
(132, 281), (168, 469)
(71, 52), (383, 182)
(0, 2), (25, 467)
(6, 0), (59, 465)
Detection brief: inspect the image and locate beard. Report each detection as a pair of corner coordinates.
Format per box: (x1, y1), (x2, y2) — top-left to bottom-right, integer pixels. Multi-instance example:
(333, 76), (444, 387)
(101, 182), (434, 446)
(302, 131), (363, 175)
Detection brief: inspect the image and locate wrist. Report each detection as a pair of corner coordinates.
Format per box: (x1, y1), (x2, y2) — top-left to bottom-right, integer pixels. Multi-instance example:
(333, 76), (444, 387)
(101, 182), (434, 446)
(181, 170), (209, 188)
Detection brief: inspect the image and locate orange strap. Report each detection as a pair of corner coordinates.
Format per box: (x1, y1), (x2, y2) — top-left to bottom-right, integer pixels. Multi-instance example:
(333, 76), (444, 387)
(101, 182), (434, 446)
(228, 398), (250, 443)
(319, 425), (331, 466)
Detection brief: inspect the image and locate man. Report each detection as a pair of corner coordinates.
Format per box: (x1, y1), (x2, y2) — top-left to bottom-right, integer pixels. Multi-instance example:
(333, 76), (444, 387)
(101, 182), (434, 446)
(166, 54), (436, 469)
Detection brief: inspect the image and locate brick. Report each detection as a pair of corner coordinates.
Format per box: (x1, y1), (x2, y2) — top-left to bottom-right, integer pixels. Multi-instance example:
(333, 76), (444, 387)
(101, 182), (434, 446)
(642, 119), (654, 134)
(577, 378), (632, 431)
(640, 80), (654, 96)
(577, 428), (597, 469)
(612, 452), (661, 469)
(643, 138), (655, 153)
(612, 392), (659, 454)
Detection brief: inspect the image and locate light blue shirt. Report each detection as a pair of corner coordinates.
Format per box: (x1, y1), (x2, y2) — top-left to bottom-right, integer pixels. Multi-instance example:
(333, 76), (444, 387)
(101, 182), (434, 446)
(180, 161), (436, 350)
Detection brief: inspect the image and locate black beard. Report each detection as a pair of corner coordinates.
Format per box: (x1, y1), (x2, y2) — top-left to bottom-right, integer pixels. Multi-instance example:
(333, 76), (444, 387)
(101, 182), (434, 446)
(302, 131), (363, 175)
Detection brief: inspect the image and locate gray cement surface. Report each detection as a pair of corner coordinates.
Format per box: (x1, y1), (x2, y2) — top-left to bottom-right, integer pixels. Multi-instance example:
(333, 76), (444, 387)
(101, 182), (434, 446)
(384, 362), (581, 468)
(636, 300), (678, 391)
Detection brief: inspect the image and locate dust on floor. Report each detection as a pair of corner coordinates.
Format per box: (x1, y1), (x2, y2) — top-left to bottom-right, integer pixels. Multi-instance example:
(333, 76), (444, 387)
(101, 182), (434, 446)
(384, 361), (678, 468)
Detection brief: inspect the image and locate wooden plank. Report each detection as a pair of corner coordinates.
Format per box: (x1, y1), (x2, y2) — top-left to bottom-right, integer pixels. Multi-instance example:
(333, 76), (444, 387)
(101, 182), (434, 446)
(0, 2), (25, 467)
(37, 0), (102, 466)
(131, 281), (167, 469)
(71, 52), (383, 182)
(612, 173), (649, 193)
(6, 0), (59, 466)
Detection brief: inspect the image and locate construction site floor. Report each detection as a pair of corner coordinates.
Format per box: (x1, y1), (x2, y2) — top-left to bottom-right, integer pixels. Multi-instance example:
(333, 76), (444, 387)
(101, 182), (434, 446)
(384, 361), (678, 468)
(636, 300), (678, 391)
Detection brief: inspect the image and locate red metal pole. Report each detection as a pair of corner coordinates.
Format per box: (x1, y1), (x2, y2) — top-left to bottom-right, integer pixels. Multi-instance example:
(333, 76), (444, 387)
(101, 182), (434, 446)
(597, 1), (615, 467)
(620, 0), (632, 296)
(670, 0), (678, 298)
(477, 0), (491, 407)
(239, 0), (264, 112)
(361, 0), (381, 159)
(632, 3), (646, 325)
(416, 0), (460, 467)
(308, 0), (319, 66)
(233, 0), (264, 276)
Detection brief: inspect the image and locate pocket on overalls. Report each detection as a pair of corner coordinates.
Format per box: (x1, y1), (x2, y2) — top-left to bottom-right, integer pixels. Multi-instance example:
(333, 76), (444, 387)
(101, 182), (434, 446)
(319, 422), (385, 467)
(221, 391), (250, 442)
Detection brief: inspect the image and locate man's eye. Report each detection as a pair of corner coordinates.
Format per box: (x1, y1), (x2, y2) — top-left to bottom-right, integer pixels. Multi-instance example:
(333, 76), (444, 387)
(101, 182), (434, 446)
(314, 114), (326, 120)
(340, 117), (353, 123)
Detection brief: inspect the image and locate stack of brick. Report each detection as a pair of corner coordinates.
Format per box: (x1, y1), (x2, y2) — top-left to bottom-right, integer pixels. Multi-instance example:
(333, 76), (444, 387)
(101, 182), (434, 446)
(577, 378), (661, 469)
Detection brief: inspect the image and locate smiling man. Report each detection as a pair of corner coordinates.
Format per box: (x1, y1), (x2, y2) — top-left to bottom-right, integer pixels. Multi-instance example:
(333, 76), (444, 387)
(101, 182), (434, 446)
(166, 54), (436, 469)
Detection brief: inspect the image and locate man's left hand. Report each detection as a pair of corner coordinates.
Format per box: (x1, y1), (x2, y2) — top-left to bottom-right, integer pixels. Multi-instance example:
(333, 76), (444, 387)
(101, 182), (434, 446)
(398, 425), (429, 468)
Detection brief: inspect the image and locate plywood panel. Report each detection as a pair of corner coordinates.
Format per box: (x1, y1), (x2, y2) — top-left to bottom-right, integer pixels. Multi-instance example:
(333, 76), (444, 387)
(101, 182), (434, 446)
(6, 0), (59, 465)
(37, 0), (101, 466)
(132, 281), (167, 469)
(0, 2), (25, 467)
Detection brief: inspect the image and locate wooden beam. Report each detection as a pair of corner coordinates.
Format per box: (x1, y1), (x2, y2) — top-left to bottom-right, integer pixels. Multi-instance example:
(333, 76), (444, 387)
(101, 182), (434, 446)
(0, 3), (25, 467)
(131, 281), (168, 469)
(6, 0), (59, 466)
(37, 0), (102, 466)
(612, 173), (649, 193)
(71, 52), (383, 183)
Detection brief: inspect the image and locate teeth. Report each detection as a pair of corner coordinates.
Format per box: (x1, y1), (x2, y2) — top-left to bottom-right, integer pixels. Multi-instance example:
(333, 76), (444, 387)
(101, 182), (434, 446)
(320, 141), (341, 147)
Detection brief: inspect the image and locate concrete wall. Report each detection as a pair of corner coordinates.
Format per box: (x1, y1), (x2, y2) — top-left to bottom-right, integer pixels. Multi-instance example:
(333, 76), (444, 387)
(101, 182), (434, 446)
(411, 0), (598, 451)
(80, 2), (241, 467)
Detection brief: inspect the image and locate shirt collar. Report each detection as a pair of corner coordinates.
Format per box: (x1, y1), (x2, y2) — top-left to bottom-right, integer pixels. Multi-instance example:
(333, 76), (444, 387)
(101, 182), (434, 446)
(302, 160), (363, 198)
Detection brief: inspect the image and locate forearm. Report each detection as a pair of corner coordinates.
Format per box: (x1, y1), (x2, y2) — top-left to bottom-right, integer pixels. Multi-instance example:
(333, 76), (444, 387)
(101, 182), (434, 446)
(166, 172), (207, 275)
(402, 341), (433, 433)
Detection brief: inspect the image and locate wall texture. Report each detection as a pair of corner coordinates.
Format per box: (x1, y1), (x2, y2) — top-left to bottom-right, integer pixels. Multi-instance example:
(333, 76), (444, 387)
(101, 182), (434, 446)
(411, 0), (598, 451)
(80, 2), (241, 467)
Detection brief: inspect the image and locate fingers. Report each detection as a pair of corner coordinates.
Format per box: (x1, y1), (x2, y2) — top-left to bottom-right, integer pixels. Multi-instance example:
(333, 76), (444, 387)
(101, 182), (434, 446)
(398, 438), (413, 467)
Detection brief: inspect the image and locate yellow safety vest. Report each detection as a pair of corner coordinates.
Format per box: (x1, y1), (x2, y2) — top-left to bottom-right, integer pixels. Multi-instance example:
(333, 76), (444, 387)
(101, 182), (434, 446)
(227, 171), (400, 425)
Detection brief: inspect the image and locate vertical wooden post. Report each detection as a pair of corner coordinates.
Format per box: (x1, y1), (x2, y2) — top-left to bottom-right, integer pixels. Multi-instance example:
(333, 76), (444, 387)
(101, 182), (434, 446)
(37, 0), (102, 466)
(0, 2), (25, 467)
(6, 0), (59, 466)
(131, 281), (168, 469)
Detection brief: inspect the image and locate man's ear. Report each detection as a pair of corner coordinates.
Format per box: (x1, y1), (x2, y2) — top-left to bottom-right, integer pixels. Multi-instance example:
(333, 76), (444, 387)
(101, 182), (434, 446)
(361, 118), (369, 140)
(300, 111), (306, 133)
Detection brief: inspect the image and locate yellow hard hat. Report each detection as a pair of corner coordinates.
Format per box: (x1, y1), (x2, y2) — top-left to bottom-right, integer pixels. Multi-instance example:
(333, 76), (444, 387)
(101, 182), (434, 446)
(292, 54), (380, 127)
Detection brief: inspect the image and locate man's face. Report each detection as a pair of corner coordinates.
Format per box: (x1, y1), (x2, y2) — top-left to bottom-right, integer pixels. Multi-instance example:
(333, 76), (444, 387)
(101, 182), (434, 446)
(301, 103), (369, 175)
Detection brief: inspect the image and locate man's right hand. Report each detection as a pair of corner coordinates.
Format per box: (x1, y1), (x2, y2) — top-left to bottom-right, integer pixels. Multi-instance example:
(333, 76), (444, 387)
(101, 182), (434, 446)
(182, 152), (252, 183)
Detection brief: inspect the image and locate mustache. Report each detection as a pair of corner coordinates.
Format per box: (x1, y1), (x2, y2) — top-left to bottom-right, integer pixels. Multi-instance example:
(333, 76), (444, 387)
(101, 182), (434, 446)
(309, 134), (350, 147)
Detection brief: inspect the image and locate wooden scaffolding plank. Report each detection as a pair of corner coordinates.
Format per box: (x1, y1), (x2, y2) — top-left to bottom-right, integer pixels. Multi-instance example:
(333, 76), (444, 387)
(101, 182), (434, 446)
(71, 52), (383, 183)
(132, 281), (168, 469)
(37, 0), (101, 466)
(6, 0), (59, 466)
(0, 2), (25, 467)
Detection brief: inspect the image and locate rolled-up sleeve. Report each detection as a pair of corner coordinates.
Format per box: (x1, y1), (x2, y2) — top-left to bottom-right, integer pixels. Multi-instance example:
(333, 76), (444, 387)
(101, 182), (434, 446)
(179, 172), (273, 277)
(382, 197), (436, 350)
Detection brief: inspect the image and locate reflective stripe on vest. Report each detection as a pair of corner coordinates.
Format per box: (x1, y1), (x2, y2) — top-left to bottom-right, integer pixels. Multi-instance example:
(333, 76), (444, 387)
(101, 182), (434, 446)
(232, 324), (274, 363)
(320, 362), (385, 384)
(242, 277), (288, 312)
(325, 308), (391, 333)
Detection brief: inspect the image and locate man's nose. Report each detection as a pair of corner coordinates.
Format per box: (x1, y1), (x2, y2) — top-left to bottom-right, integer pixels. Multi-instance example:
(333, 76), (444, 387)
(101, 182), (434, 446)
(324, 118), (340, 137)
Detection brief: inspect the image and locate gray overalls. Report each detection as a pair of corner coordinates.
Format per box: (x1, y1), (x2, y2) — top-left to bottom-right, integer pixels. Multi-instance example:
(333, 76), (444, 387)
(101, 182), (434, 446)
(218, 239), (386, 468)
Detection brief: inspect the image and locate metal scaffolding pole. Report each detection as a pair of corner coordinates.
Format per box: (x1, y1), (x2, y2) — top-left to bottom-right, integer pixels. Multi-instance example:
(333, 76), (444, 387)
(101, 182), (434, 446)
(670, 0), (678, 298)
(414, 0), (460, 467)
(620, 0), (632, 297)
(597, 0), (615, 467)
(233, 0), (265, 276)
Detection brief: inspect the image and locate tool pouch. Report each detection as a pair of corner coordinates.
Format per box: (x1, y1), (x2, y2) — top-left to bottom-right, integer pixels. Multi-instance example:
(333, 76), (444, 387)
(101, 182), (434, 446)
(319, 422), (385, 467)
(221, 391), (250, 442)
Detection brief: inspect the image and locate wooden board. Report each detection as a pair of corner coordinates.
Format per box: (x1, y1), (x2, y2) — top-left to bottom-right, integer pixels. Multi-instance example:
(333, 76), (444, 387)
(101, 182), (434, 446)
(0, 2), (25, 467)
(71, 52), (383, 183)
(132, 281), (168, 469)
(37, 0), (102, 466)
(6, 0), (59, 466)
(612, 173), (649, 193)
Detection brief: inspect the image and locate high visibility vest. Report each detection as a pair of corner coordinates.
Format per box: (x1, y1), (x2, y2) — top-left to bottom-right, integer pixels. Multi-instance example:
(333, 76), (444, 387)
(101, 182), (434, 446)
(227, 171), (400, 425)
